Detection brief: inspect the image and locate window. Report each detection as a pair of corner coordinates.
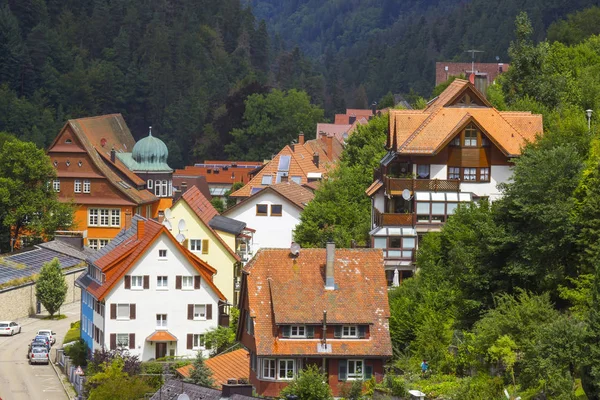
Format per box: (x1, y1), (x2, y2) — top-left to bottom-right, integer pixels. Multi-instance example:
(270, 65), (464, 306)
(116, 333), (129, 348)
(263, 359), (276, 379)
(117, 304), (130, 319)
(111, 209), (120, 227)
(449, 167), (460, 180)
(278, 359), (295, 380)
(53, 180), (60, 192)
(290, 325), (305, 338)
(157, 276), (168, 288)
(99, 239), (109, 249)
(342, 325), (358, 338)
(464, 124), (478, 147)
(156, 314), (167, 327)
(450, 136), (460, 146)
(88, 239), (98, 250)
(246, 315), (254, 335)
(182, 276), (193, 289)
(193, 334), (205, 349)
(83, 180), (91, 193)
(390, 237), (401, 248)
(147, 180), (153, 189)
(154, 180), (169, 197)
(131, 276), (143, 289)
(347, 360), (364, 380)
(291, 176), (302, 184)
(190, 239), (202, 252)
(194, 304), (206, 319)
(256, 204), (268, 216)
(89, 208), (121, 227)
(463, 168), (477, 181)
(417, 165), (430, 179)
(65, 139), (72, 144)
(100, 209), (109, 226)
(159, 249), (167, 258)
(261, 175), (273, 185)
(481, 135), (490, 147)
(270, 204), (282, 216)
(74, 180), (82, 193)
(480, 168), (490, 182)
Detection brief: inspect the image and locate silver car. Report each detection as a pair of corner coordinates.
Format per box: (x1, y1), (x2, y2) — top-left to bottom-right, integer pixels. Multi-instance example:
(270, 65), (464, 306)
(36, 329), (56, 345)
(0, 321), (21, 336)
(29, 347), (49, 365)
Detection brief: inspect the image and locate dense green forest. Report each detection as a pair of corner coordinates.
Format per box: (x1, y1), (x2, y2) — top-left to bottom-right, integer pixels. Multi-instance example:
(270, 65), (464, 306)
(249, 0), (600, 108)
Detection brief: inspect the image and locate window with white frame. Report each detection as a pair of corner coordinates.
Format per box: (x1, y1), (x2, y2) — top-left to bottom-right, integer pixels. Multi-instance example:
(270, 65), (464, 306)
(117, 304), (130, 319)
(342, 325), (358, 338)
(131, 276), (143, 289)
(52, 180), (60, 192)
(448, 167), (460, 180)
(89, 208), (120, 227)
(278, 359), (295, 380)
(74, 180), (82, 193)
(159, 249), (167, 259)
(156, 314), (167, 327)
(154, 180), (169, 197)
(147, 180), (153, 189)
(88, 209), (98, 226)
(194, 304), (206, 319)
(116, 333), (129, 348)
(263, 359), (276, 379)
(347, 360), (364, 380)
(290, 325), (305, 338)
(190, 239), (202, 252)
(463, 168), (477, 181)
(157, 276), (168, 288)
(100, 209), (109, 226)
(88, 239), (98, 250)
(83, 179), (91, 193)
(99, 239), (109, 249)
(480, 167), (490, 182)
(464, 124), (478, 147)
(110, 209), (120, 227)
(182, 276), (193, 289)
(193, 334), (205, 349)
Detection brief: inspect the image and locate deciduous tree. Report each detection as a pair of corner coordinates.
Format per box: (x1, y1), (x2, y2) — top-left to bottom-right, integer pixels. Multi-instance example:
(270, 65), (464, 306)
(35, 258), (67, 318)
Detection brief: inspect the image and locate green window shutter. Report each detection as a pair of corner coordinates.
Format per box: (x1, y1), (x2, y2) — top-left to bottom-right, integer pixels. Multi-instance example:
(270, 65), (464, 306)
(334, 325), (342, 338)
(365, 365), (373, 379)
(358, 325), (367, 339)
(282, 326), (290, 338)
(338, 359), (347, 381)
(306, 326), (315, 338)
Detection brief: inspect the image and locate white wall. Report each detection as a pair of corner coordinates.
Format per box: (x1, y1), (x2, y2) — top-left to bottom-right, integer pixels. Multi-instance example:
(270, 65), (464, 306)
(224, 192), (302, 251)
(103, 233), (220, 360)
(460, 165), (512, 200)
(430, 164), (447, 179)
(373, 192), (385, 213)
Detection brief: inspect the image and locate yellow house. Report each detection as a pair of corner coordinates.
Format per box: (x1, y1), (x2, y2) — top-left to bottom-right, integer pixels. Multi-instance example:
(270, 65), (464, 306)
(168, 186), (242, 305)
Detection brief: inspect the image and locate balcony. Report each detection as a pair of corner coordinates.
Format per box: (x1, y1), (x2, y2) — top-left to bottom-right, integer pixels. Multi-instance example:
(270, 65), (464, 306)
(374, 209), (414, 227)
(385, 176), (460, 194)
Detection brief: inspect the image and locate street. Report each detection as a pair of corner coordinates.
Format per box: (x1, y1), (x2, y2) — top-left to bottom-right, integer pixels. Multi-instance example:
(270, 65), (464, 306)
(0, 302), (80, 400)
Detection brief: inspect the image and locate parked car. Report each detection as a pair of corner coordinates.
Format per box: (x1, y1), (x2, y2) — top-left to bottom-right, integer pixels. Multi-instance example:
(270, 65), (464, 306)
(29, 347), (49, 365)
(0, 321), (21, 336)
(36, 329), (56, 345)
(27, 342), (47, 358)
(30, 335), (50, 351)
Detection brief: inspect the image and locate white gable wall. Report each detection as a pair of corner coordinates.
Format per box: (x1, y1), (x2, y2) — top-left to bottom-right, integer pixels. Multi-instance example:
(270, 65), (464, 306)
(103, 233), (220, 360)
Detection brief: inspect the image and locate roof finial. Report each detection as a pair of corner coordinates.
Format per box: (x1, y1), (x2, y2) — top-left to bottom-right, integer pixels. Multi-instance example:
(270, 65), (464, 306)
(149, 126), (152, 137)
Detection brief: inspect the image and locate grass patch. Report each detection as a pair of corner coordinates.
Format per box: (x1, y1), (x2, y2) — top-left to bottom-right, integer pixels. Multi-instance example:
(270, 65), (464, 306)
(63, 321), (80, 344)
(43, 314), (67, 320)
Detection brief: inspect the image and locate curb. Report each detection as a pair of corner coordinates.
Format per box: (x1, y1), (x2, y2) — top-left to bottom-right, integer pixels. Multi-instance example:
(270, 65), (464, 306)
(50, 358), (77, 400)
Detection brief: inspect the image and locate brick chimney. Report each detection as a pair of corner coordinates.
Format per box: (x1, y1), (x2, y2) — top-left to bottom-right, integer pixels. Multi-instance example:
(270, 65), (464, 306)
(325, 135), (333, 159)
(124, 210), (133, 229)
(325, 242), (336, 290)
(137, 219), (145, 240)
(298, 132), (305, 145)
(313, 152), (319, 168)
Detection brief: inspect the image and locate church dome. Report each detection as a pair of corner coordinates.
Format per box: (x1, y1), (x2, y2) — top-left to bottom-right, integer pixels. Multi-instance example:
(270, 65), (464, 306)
(132, 127), (169, 165)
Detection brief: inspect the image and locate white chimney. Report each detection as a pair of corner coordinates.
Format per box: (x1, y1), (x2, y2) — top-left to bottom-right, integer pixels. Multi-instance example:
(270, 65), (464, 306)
(325, 242), (335, 290)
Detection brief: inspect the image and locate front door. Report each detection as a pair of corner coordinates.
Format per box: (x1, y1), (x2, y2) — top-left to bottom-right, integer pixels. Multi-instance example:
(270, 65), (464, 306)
(155, 343), (167, 359)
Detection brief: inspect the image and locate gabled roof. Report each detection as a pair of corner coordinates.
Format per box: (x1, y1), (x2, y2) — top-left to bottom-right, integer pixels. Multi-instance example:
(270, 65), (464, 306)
(150, 378), (258, 400)
(49, 114), (157, 205)
(388, 80), (542, 157)
(223, 181), (315, 216)
(176, 348), (250, 387)
(175, 186), (241, 262)
(241, 248), (392, 357)
(77, 215), (225, 301)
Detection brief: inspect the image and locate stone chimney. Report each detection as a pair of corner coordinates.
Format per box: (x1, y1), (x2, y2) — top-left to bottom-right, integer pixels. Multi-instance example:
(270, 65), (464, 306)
(325, 242), (335, 290)
(137, 219), (145, 240)
(124, 210), (133, 229)
(313, 152), (319, 168)
(110, 147), (116, 163)
(298, 132), (305, 145)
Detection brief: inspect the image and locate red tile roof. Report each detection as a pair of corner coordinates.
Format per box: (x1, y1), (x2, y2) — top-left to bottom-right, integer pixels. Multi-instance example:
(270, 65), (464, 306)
(242, 248), (392, 357)
(435, 62), (509, 86)
(174, 161), (263, 185)
(224, 182), (314, 216)
(176, 349), (250, 387)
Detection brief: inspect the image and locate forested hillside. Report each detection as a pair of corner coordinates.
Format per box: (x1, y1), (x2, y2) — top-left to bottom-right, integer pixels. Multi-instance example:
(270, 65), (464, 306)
(0, 0), (324, 167)
(249, 0), (600, 107)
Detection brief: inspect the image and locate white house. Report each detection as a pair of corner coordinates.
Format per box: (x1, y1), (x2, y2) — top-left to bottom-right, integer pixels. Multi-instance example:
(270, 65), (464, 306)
(76, 216), (227, 360)
(222, 182), (314, 251)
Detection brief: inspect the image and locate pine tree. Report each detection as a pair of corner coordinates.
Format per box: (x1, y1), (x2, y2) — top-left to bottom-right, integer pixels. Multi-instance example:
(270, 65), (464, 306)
(185, 351), (215, 388)
(35, 258), (67, 318)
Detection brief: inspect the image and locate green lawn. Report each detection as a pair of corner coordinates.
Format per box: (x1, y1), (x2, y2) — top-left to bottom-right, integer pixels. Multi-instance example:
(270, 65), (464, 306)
(63, 321), (80, 344)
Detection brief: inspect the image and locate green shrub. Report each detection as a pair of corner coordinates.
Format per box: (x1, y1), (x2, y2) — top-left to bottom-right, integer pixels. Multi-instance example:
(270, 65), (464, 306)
(65, 338), (88, 367)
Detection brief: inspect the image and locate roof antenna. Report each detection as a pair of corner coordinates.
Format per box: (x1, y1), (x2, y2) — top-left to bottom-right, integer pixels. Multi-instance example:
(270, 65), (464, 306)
(465, 49), (484, 78)
(149, 126), (152, 137)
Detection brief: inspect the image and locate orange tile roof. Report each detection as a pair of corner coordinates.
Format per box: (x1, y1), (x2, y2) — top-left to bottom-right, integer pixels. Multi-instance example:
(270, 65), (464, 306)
(80, 216), (225, 301)
(365, 180), (383, 197)
(176, 186), (240, 262)
(389, 80), (542, 157)
(146, 330), (178, 342)
(177, 349), (249, 387)
(242, 248), (392, 357)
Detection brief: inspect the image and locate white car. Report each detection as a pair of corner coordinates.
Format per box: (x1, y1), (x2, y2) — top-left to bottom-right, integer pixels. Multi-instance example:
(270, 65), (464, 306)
(0, 321), (21, 336)
(37, 329), (56, 345)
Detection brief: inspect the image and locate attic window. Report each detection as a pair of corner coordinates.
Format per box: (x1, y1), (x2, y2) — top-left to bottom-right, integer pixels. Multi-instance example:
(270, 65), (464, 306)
(65, 139), (72, 144)
(261, 175), (273, 185)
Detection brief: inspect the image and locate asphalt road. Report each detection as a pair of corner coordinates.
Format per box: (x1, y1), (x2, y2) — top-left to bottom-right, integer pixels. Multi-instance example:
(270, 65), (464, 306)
(0, 302), (80, 400)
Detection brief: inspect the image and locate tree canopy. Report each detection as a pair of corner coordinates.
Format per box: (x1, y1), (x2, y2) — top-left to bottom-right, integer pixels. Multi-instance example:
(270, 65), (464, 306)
(35, 258), (67, 318)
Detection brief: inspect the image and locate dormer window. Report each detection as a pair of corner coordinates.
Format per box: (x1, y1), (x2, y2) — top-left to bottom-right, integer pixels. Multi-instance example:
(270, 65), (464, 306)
(65, 139), (72, 144)
(281, 325), (314, 338)
(342, 325), (357, 338)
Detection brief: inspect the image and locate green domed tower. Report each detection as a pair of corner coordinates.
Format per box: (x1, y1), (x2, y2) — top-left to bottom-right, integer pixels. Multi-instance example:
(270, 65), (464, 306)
(118, 127), (173, 198)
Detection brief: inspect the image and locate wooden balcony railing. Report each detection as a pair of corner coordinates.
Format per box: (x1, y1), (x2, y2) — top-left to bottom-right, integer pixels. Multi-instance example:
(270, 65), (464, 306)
(374, 208), (414, 227)
(385, 176), (460, 194)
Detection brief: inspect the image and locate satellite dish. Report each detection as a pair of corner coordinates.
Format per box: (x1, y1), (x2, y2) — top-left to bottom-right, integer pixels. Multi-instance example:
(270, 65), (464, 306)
(342, 132), (349, 143)
(402, 189), (412, 201)
(164, 208), (172, 219)
(176, 233), (186, 243)
(178, 219), (187, 232)
(163, 219), (172, 230)
(177, 394), (190, 400)
(290, 242), (301, 256)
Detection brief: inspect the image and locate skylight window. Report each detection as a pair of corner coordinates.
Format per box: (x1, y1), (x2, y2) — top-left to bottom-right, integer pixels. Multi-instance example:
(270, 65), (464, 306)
(250, 187), (263, 195)
(261, 175), (273, 185)
(278, 155), (291, 172)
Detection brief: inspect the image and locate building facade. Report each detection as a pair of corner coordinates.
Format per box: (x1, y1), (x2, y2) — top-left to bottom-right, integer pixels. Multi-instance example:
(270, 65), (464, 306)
(367, 79), (542, 284)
